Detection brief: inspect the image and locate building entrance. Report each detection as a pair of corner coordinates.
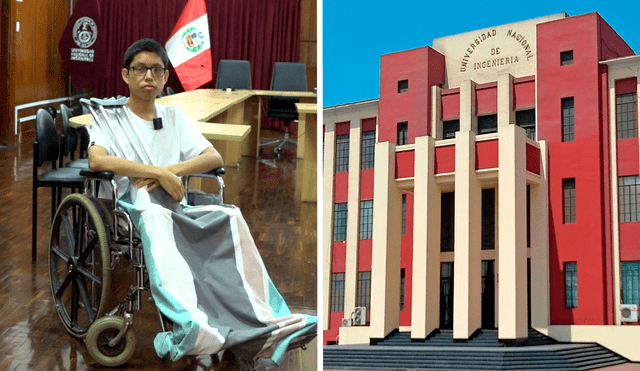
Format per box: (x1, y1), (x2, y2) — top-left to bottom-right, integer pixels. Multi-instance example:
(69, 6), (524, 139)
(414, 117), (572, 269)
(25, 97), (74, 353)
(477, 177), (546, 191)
(482, 260), (496, 328)
(440, 262), (454, 329)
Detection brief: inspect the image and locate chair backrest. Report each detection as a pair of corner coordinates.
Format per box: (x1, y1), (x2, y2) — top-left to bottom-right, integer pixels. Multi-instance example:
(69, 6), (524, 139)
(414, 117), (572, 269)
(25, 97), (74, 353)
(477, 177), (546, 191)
(35, 108), (60, 167)
(215, 60), (252, 90)
(166, 86), (175, 95)
(59, 104), (77, 157)
(270, 62), (307, 92)
(267, 62), (307, 120)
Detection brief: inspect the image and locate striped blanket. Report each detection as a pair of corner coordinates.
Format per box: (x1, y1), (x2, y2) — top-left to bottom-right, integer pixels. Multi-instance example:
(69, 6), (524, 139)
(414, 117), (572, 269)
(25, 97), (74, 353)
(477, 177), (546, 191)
(117, 186), (317, 369)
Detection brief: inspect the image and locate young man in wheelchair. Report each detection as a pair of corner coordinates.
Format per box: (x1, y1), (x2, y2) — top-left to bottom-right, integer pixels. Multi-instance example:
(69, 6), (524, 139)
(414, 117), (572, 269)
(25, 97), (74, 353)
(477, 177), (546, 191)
(84, 38), (316, 369)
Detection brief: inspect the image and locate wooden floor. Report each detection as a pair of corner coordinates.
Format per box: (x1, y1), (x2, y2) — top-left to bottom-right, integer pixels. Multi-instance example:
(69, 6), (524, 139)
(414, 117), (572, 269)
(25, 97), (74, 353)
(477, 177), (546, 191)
(0, 130), (317, 371)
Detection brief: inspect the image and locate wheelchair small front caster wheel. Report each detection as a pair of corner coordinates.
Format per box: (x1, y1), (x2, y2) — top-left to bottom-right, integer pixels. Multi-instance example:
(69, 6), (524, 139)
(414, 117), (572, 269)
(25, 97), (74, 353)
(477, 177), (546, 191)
(86, 316), (137, 367)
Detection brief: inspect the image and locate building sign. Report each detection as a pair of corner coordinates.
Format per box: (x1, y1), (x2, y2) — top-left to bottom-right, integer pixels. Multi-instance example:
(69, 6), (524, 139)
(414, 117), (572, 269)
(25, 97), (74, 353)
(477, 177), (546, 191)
(432, 13), (566, 88)
(70, 16), (98, 62)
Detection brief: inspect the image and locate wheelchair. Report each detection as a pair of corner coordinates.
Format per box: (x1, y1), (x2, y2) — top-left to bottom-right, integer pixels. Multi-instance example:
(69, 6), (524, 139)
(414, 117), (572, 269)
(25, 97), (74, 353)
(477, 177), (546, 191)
(48, 167), (228, 367)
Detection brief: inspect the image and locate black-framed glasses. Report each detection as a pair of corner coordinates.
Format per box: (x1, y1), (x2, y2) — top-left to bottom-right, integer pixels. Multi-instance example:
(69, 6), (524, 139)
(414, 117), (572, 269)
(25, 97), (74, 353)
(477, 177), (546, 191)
(129, 66), (167, 77)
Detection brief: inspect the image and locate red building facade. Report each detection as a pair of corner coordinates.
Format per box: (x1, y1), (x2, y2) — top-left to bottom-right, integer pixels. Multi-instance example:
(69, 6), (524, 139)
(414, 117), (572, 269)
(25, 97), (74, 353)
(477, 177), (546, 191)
(323, 12), (640, 360)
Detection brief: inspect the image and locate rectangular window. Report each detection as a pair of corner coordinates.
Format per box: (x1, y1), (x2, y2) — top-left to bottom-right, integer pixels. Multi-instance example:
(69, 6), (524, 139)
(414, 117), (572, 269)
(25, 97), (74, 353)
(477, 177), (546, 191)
(400, 269), (406, 311)
(441, 192), (455, 252)
(335, 134), (350, 173)
(562, 97), (575, 142)
(397, 122), (408, 145)
(398, 79), (408, 93)
(563, 178), (576, 224)
(361, 130), (376, 169)
(357, 271), (372, 311)
(481, 188), (495, 250)
(616, 93), (637, 139)
(333, 203), (348, 241)
(560, 50), (573, 65)
(564, 262), (578, 308)
(443, 119), (459, 139)
(359, 200), (374, 240)
(622, 262), (640, 306)
(330, 273), (345, 312)
(401, 194), (407, 235)
(618, 176), (640, 223)
(516, 109), (536, 140)
(477, 114), (497, 135)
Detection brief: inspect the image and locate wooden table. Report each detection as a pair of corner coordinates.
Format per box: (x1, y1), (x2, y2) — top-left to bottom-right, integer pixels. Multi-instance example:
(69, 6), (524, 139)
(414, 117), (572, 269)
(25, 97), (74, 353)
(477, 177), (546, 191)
(295, 102), (317, 202)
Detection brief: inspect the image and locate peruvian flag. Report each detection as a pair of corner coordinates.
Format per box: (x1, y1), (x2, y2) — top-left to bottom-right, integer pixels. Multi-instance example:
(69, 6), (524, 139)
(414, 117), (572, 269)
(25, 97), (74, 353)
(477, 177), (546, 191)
(165, 0), (212, 91)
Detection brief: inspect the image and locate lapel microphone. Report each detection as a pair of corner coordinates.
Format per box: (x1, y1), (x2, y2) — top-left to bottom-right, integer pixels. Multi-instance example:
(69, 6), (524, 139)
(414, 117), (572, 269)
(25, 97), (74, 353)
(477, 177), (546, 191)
(153, 117), (163, 130)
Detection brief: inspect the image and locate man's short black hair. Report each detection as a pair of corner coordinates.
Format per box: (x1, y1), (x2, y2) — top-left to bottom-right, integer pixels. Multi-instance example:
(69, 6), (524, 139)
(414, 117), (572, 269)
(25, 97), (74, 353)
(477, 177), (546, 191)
(123, 38), (169, 69)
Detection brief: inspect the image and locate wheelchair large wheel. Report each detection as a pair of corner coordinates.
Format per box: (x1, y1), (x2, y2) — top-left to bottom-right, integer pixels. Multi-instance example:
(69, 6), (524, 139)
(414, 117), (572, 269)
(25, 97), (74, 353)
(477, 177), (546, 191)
(85, 316), (137, 367)
(49, 193), (111, 339)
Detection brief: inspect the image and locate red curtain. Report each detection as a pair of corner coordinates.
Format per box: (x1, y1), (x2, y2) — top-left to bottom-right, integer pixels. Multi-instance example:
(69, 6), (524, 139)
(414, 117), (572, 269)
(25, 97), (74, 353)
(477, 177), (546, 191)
(94, 0), (301, 130)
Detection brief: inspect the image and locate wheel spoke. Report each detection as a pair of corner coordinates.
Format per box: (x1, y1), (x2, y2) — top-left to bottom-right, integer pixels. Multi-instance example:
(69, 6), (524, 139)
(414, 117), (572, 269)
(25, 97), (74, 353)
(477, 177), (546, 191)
(71, 277), (80, 325)
(78, 234), (98, 263)
(51, 245), (70, 264)
(55, 272), (74, 299)
(76, 275), (95, 323)
(61, 210), (76, 256)
(76, 266), (102, 286)
(74, 206), (86, 257)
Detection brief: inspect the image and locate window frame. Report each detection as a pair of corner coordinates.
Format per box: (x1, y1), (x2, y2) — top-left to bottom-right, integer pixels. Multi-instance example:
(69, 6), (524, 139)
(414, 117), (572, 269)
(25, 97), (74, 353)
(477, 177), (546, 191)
(561, 97), (575, 142)
(361, 130), (376, 169)
(563, 178), (576, 224)
(560, 50), (574, 66)
(397, 122), (408, 145)
(333, 203), (348, 241)
(335, 134), (350, 173)
(330, 272), (345, 312)
(564, 262), (578, 309)
(359, 200), (374, 240)
(616, 92), (638, 140)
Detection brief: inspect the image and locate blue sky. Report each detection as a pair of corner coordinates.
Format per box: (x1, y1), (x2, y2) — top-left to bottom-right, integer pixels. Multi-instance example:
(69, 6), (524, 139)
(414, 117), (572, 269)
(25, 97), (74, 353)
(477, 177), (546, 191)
(322, 1), (640, 107)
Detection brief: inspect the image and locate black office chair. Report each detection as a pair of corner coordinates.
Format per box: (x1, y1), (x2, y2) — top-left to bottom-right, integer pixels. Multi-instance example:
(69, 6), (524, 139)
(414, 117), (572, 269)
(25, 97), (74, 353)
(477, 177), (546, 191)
(32, 108), (85, 261)
(215, 60), (252, 90)
(260, 62), (307, 158)
(60, 104), (90, 169)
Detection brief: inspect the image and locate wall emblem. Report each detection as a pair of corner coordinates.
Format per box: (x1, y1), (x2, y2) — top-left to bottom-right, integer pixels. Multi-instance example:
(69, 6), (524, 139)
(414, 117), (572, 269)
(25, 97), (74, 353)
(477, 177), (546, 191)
(72, 16), (98, 49)
(182, 27), (205, 53)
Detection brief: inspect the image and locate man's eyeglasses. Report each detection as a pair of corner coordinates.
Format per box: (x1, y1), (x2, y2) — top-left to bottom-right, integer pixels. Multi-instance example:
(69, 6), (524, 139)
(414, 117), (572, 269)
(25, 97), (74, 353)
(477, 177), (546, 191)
(129, 66), (167, 77)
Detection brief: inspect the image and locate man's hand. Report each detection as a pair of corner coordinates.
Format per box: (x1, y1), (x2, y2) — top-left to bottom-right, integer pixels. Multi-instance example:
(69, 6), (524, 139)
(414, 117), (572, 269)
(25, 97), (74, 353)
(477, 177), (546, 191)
(132, 178), (160, 192)
(158, 169), (185, 201)
(132, 168), (185, 202)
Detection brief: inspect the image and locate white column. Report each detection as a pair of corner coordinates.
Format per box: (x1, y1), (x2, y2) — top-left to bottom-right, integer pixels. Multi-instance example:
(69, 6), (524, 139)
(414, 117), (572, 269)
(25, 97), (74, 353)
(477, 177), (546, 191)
(530, 141), (550, 329)
(370, 141), (402, 339)
(610, 77), (621, 325)
(498, 73), (515, 128)
(498, 124), (528, 341)
(453, 129), (482, 339)
(322, 122), (336, 331)
(411, 136), (440, 339)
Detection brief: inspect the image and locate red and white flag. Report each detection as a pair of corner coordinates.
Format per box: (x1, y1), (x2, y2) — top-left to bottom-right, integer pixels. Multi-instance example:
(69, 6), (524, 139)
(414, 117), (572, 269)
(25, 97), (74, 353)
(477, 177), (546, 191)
(165, 0), (212, 91)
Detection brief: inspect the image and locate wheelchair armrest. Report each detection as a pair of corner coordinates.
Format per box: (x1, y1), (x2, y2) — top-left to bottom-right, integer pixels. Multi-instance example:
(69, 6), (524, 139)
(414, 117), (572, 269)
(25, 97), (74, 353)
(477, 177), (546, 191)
(80, 169), (115, 180)
(187, 167), (226, 179)
(184, 167), (225, 205)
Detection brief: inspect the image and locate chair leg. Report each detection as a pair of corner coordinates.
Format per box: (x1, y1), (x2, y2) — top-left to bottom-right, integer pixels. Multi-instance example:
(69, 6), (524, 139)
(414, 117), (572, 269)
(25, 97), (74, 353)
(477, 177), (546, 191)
(32, 185), (37, 261)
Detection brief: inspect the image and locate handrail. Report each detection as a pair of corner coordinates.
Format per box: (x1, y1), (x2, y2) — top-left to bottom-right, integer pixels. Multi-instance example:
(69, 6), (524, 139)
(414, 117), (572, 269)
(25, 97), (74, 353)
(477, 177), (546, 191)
(14, 93), (87, 141)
